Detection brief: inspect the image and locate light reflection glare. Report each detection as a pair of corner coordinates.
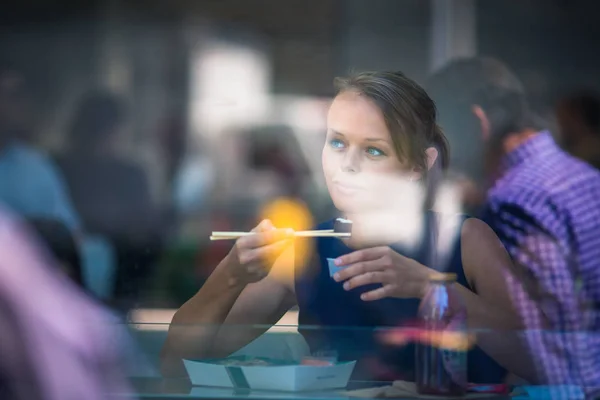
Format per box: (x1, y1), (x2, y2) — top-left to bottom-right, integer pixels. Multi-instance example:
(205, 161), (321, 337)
(380, 328), (476, 351)
(431, 181), (463, 270)
(190, 40), (270, 135)
(259, 197), (315, 282)
(339, 174), (425, 249)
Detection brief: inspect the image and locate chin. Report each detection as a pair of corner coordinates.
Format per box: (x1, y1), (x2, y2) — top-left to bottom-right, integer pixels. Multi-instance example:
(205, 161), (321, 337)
(331, 196), (360, 216)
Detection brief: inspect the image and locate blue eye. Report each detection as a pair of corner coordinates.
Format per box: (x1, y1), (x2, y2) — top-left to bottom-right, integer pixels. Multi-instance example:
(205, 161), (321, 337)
(366, 147), (385, 157)
(329, 139), (345, 149)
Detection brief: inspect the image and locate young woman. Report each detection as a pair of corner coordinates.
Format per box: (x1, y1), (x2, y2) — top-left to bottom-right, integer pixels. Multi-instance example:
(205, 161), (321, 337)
(161, 71), (533, 383)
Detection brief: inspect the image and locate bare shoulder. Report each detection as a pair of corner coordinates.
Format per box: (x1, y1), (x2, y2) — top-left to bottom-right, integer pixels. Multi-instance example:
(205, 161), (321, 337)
(461, 217), (502, 246)
(460, 217), (512, 286)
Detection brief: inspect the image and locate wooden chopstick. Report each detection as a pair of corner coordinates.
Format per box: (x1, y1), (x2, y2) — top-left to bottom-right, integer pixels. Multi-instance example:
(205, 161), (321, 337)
(211, 229), (333, 237)
(209, 229), (349, 241)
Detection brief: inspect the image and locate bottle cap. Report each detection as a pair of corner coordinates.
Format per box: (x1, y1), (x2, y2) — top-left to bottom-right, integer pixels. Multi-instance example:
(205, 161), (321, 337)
(428, 272), (457, 282)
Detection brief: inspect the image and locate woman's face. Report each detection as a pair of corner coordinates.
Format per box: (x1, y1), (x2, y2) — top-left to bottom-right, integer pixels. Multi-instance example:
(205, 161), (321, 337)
(322, 90), (410, 214)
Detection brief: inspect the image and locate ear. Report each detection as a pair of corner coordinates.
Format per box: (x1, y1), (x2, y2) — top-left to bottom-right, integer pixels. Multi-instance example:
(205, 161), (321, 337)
(411, 147), (439, 180)
(425, 147), (439, 170)
(472, 105), (491, 140)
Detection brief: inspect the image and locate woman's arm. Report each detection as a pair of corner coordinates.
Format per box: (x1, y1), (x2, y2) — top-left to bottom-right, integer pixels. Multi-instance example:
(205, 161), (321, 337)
(161, 257), (295, 376)
(459, 218), (538, 383)
(160, 221), (296, 376)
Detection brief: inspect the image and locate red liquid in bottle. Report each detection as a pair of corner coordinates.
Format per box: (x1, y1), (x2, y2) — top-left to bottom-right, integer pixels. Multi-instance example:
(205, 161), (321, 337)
(416, 273), (467, 396)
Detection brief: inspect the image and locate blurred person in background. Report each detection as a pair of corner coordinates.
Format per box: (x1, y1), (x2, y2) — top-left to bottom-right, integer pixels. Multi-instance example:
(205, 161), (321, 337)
(27, 217), (84, 287)
(246, 125), (312, 198)
(428, 57), (600, 394)
(0, 207), (131, 400)
(158, 115), (187, 189)
(0, 61), (80, 232)
(168, 123), (214, 217)
(27, 216), (159, 379)
(57, 90), (166, 306)
(556, 91), (600, 170)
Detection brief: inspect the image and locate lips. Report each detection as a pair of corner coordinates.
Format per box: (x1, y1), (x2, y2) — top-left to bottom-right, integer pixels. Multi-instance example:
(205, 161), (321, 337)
(333, 181), (363, 194)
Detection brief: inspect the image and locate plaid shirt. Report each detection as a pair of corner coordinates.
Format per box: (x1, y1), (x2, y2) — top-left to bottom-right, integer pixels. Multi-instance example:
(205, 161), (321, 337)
(482, 132), (600, 397)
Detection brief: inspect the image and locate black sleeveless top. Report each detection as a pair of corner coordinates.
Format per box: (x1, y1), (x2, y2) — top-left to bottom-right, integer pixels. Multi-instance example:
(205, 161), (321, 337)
(294, 212), (506, 383)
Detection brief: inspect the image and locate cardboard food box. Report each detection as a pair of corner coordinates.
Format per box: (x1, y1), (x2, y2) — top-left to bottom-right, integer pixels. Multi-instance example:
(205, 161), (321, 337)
(183, 356), (356, 392)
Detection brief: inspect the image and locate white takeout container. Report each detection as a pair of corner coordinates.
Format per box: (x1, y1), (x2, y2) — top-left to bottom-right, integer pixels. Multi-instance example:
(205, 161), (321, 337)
(183, 359), (356, 392)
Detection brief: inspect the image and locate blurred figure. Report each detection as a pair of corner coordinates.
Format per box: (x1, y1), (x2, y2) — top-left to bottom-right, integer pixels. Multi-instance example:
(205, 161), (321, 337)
(169, 132), (214, 217)
(556, 91), (600, 170)
(57, 90), (164, 306)
(157, 114), (187, 191)
(246, 125), (311, 198)
(0, 208), (130, 400)
(0, 61), (80, 231)
(429, 58), (600, 394)
(26, 216), (159, 379)
(27, 217), (84, 287)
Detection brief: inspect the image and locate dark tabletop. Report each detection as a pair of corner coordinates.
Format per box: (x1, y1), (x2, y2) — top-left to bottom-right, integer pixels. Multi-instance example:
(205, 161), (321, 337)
(107, 378), (514, 400)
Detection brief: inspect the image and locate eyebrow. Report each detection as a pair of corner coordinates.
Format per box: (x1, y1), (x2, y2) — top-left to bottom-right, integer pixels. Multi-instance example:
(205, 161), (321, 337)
(330, 129), (389, 144)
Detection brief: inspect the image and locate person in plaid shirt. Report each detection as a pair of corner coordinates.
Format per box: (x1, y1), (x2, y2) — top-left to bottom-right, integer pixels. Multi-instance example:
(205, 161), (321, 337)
(428, 57), (600, 397)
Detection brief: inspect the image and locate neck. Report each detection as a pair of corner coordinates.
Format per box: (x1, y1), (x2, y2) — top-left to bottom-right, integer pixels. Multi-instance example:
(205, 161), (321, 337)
(502, 129), (539, 154)
(482, 129), (541, 185)
(340, 210), (424, 250)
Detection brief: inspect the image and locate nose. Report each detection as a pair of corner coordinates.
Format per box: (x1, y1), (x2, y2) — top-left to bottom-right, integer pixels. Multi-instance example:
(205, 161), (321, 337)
(341, 148), (360, 173)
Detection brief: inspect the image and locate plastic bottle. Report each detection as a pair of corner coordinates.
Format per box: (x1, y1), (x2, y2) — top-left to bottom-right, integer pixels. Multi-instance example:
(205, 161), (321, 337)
(415, 273), (468, 396)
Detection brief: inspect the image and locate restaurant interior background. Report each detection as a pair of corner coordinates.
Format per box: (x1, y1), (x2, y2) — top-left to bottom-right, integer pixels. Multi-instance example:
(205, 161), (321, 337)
(2, 0), (600, 376)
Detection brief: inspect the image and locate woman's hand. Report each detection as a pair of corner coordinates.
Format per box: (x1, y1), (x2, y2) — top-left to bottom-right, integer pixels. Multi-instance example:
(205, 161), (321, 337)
(332, 246), (435, 301)
(226, 219), (294, 286)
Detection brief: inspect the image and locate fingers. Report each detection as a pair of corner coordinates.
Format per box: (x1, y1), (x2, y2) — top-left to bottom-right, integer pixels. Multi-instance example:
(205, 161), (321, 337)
(360, 284), (395, 301)
(240, 239), (292, 266)
(361, 281), (422, 301)
(252, 219), (275, 232)
(334, 247), (387, 267)
(342, 270), (389, 291)
(234, 237), (293, 283)
(334, 260), (385, 282)
(227, 219), (294, 284)
(244, 266), (269, 281)
(332, 246), (428, 299)
(238, 228), (294, 249)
